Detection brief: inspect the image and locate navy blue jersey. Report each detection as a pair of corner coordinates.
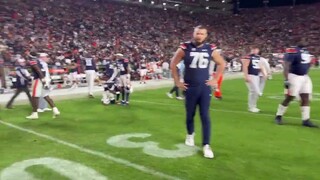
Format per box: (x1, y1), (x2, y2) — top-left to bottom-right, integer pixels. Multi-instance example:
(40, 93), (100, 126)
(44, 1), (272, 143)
(83, 57), (96, 71)
(15, 66), (30, 88)
(180, 42), (216, 86)
(29, 59), (45, 80)
(244, 54), (261, 76)
(140, 60), (147, 69)
(116, 59), (129, 75)
(105, 60), (116, 76)
(285, 47), (311, 75)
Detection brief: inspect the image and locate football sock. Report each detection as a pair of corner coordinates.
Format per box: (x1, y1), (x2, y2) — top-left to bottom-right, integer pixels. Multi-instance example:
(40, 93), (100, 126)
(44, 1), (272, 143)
(276, 104), (288, 116)
(121, 91), (125, 101)
(301, 106), (310, 121)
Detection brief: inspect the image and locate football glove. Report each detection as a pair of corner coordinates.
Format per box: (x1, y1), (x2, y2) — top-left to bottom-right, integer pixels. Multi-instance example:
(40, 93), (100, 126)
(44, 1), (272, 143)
(284, 80), (290, 89)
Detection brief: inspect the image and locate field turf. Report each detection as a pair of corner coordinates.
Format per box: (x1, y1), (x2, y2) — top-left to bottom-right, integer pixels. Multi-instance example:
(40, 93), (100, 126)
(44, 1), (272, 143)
(1, 70), (320, 180)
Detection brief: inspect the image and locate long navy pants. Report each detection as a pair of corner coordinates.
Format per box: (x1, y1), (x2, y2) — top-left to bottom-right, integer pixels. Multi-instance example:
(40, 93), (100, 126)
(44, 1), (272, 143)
(185, 84), (212, 145)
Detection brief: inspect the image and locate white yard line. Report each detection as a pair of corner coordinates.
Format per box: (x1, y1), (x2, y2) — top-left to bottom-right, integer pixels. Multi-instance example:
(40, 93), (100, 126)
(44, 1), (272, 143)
(132, 100), (320, 122)
(0, 120), (181, 180)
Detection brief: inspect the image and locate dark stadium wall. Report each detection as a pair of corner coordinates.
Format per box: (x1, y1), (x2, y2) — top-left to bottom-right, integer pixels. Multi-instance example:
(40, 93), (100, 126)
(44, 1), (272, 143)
(239, 0), (319, 8)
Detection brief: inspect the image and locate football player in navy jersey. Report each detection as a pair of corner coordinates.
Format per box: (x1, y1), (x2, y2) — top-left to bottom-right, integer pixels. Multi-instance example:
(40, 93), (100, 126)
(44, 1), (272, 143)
(170, 25), (225, 159)
(241, 46), (267, 113)
(115, 53), (131, 105)
(101, 56), (119, 105)
(83, 52), (97, 98)
(275, 44), (317, 127)
(26, 52), (60, 119)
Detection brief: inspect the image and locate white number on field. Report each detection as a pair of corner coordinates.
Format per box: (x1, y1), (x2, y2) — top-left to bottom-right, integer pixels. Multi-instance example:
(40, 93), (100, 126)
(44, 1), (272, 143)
(106, 133), (199, 158)
(0, 157), (107, 180)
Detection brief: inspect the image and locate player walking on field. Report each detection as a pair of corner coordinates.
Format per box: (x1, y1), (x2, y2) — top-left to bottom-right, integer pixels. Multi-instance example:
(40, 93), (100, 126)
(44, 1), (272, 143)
(241, 46), (267, 113)
(275, 43), (318, 127)
(26, 53), (60, 119)
(171, 25), (225, 159)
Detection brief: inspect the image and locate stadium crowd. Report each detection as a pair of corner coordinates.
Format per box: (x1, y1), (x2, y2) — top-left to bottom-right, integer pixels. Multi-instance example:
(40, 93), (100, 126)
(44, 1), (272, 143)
(0, 0), (319, 83)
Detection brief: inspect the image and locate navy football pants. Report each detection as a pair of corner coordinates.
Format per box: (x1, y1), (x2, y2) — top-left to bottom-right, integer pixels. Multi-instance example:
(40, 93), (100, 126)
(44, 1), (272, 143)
(185, 84), (212, 145)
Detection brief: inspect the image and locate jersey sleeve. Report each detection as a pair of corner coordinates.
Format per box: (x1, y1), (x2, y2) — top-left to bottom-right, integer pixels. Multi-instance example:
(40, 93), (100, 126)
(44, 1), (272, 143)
(179, 43), (188, 52)
(284, 48), (297, 62)
(210, 44), (217, 51)
(29, 60), (37, 66)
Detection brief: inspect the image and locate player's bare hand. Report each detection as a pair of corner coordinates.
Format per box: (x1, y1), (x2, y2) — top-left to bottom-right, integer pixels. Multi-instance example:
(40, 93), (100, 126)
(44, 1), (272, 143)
(176, 81), (188, 90)
(206, 79), (217, 89)
(245, 76), (251, 83)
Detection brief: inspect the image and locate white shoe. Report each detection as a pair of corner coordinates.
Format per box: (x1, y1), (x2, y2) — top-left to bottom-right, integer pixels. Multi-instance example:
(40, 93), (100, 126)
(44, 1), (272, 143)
(43, 108), (52, 111)
(37, 109), (44, 113)
(26, 112), (39, 119)
(249, 108), (260, 113)
(203, 144), (214, 159)
(53, 107), (60, 118)
(166, 92), (173, 99)
(176, 96), (185, 100)
(185, 133), (195, 146)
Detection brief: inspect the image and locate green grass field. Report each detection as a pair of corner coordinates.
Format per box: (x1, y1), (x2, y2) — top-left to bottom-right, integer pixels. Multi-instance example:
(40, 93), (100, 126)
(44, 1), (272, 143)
(1, 70), (320, 180)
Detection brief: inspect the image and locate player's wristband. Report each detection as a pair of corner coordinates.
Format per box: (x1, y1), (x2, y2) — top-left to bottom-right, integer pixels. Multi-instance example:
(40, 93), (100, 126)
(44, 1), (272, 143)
(284, 80), (290, 89)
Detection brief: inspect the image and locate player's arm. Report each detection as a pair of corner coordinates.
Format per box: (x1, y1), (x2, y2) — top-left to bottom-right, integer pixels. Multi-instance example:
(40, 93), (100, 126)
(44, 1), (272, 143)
(211, 50), (225, 77)
(170, 48), (186, 90)
(108, 67), (119, 82)
(259, 60), (267, 78)
(283, 54), (292, 81)
(241, 56), (250, 82)
(29, 60), (45, 81)
(206, 50), (225, 88)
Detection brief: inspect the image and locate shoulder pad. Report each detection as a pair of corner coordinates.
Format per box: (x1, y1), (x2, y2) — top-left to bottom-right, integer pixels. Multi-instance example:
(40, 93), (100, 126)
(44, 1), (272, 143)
(179, 43), (188, 50)
(285, 48), (298, 54)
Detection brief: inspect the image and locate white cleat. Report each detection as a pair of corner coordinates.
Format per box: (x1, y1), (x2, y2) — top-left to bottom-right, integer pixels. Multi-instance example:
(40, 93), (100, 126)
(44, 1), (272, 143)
(26, 113), (39, 120)
(52, 107), (60, 118)
(185, 133), (195, 146)
(37, 109), (44, 113)
(176, 96), (185, 100)
(249, 108), (260, 113)
(43, 108), (52, 112)
(166, 92), (173, 99)
(203, 144), (214, 159)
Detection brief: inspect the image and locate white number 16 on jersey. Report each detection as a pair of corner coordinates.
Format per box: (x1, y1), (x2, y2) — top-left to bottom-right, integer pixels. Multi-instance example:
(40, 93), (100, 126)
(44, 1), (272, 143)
(189, 52), (210, 69)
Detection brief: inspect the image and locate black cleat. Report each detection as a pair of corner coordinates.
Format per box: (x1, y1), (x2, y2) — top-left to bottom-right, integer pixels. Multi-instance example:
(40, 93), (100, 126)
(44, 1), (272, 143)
(302, 120), (318, 128)
(6, 106), (13, 109)
(215, 96), (222, 100)
(275, 115), (283, 125)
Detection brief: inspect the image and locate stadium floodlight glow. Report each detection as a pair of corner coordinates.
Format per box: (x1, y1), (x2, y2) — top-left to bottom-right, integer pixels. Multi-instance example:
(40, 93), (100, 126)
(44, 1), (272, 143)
(151, 1), (154, 4)
(206, 6), (209, 9)
(164, 8), (167, 10)
(222, 0), (225, 3)
(163, 2), (166, 5)
(174, 4), (179, 7)
(206, 0), (209, 1)
(139, 0), (142, 2)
